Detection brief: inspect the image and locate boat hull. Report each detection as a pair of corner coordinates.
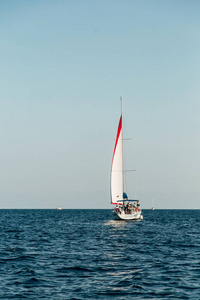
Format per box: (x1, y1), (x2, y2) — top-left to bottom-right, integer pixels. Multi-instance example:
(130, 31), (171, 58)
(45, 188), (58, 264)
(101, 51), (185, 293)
(112, 209), (143, 220)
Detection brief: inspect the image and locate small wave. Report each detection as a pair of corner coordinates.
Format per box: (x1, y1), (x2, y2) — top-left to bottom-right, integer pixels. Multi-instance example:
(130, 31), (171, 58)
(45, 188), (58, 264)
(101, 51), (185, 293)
(56, 266), (94, 273)
(25, 277), (40, 283)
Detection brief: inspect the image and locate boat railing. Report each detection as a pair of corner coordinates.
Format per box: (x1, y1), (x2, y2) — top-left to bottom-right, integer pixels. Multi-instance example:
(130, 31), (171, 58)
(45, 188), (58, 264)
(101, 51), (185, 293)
(116, 206), (141, 214)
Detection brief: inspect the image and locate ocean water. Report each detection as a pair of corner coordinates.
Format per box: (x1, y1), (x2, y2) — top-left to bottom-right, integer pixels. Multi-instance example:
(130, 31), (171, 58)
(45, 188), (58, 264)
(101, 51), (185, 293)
(0, 209), (200, 299)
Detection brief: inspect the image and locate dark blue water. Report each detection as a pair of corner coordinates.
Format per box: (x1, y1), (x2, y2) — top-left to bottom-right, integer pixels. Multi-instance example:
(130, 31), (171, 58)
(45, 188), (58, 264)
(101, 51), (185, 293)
(0, 209), (200, 299)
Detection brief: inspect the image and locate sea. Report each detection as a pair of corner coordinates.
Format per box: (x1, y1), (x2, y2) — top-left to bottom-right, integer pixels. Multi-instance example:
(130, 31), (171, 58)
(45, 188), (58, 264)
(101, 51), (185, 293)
(0, 209), (200, 299)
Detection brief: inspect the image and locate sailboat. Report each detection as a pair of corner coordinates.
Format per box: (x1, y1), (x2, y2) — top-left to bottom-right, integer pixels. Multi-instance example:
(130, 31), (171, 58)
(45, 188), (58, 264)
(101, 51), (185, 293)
(56, 206), (62, 210)
(111, 97), (143, 220)
(152, 198), (155, 210)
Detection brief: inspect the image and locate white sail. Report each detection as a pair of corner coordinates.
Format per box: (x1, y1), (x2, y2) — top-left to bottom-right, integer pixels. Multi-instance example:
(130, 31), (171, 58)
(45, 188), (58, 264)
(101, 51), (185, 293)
(111, 115), (124, 205)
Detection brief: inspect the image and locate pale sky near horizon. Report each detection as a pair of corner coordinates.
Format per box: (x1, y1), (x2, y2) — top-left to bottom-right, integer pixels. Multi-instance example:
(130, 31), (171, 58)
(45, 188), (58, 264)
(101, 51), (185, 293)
(0, 0), (200, 209)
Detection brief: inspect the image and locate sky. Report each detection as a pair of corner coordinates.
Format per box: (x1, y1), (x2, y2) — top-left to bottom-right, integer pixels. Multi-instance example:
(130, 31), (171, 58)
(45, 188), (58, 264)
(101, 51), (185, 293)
(0, 0), (200, 209)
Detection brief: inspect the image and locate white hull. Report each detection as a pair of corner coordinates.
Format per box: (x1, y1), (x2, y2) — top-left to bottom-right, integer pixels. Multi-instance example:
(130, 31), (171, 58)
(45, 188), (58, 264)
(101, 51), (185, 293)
(112, 209), (143, 220)
(56, 206), (62, 210)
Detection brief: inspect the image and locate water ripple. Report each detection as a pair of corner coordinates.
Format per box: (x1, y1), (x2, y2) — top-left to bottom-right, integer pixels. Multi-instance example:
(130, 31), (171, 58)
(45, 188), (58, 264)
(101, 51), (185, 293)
(0, 209), (200, 299)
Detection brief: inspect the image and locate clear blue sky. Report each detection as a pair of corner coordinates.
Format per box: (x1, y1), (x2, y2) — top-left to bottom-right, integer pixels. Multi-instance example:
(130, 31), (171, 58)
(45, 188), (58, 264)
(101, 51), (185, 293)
(0, 0), (200, 209)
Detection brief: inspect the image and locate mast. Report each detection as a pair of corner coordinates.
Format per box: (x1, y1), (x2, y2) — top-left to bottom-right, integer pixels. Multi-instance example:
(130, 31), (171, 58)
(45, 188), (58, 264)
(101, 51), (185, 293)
(120, 96), (125, 196)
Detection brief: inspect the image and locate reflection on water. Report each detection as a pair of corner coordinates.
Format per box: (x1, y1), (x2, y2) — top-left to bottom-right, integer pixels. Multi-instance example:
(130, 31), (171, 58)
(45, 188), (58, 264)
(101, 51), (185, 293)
(104, 218), (143, 230)
(104, 219), (127, 227)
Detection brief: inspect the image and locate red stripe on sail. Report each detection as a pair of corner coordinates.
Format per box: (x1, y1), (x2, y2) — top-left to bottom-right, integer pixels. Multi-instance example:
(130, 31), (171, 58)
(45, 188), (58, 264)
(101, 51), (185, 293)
(112, 116), (122, 165)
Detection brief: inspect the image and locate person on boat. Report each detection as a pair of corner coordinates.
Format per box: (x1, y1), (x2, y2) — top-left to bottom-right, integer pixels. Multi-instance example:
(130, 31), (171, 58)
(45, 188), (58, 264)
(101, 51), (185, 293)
(136, 200), (141, 212)
(127, 202), (131, 214)
(124, 202), (127, 214)
(116, 204), (122, 214)
(116, 204), (120, 212)
(132, 202), (135, 211)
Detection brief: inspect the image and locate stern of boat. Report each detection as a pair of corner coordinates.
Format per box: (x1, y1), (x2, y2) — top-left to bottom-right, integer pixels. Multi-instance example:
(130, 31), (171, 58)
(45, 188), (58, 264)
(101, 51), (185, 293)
(112, 207), (143, 220)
